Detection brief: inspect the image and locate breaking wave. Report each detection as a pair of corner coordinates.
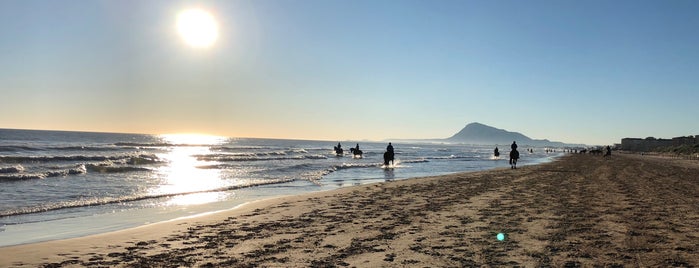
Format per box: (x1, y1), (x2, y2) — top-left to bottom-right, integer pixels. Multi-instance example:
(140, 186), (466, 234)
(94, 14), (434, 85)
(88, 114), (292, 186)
(0, 178), (294, 217)
(197, 154), (328, 162)
(0, 165), (24, 174)
(0, 165), (87, 181)
(0, 154), (161, 165)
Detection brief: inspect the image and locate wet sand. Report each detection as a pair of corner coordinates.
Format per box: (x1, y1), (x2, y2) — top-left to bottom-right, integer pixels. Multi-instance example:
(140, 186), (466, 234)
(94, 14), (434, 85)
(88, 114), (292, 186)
(2, 153), (699, 267)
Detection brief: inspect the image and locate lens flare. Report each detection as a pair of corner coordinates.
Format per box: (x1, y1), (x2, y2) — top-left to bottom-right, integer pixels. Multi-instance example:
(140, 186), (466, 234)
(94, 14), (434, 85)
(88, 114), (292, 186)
(497, 233), (506, 241)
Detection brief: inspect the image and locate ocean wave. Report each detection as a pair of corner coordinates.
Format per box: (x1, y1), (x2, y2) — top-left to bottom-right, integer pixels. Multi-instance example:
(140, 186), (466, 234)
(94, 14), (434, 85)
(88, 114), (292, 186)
(0, 165), (24, 174)
(50, 146), (124, 151)
(0, 154), (161, 165)
(0, 145), (129, 153)
(196, 154), (327, 162)
(0, 165), (86, 181)
(401, 159), (430, 163)
(85, 164), (151, 174)
(210, 146), (269, 152)
(113, 142), (172, 147)
(113, 142), (221, 147)
(0, 178), (295, 217)
(424, 155), (476, 160)
(206, 148), (315, 157)
(196, 151), (288, 159)
(0, 145), (46, 152)
(124, 155), (161, 165)
(303, 162), (387, 181)
(0, 155), (114, 163)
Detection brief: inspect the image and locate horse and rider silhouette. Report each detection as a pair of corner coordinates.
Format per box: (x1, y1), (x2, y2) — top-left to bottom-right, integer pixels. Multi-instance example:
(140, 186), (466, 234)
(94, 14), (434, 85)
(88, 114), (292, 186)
(383, 142), (394, 166)
(350, 143), (363, 158)
(334, 143), (343, 156)
(509, 141), (519, 169)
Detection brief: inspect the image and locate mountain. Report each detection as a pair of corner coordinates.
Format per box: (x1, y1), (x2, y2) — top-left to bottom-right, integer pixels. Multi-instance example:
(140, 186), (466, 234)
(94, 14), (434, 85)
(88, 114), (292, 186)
(446, 122), (572, 147)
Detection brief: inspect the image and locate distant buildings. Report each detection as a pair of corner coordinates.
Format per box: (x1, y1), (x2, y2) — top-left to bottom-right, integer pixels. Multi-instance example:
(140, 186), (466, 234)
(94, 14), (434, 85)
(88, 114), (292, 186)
(621, 135), (699, 152)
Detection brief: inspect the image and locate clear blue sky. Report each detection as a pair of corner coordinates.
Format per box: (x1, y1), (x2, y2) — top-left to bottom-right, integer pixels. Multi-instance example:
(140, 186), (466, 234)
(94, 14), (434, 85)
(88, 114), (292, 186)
(1, 0), (697, 145)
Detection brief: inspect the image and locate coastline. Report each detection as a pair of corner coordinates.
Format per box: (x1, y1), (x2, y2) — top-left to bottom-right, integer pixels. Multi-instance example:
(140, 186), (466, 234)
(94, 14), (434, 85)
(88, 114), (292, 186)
(2, 153), (699, 266)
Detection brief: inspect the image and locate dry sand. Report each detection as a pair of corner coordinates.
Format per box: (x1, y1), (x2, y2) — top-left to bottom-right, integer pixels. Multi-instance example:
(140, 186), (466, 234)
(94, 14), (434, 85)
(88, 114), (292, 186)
(2, 153), (699, 267)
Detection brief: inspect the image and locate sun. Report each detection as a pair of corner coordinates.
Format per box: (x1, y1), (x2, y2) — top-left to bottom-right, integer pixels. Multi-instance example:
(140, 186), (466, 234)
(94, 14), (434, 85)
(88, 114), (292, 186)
(176, 8), (219, 48)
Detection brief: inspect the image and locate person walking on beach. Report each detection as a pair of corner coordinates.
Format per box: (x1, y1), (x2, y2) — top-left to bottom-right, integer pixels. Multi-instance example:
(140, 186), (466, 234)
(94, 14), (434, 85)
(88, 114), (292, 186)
(494, 146), (500, 157)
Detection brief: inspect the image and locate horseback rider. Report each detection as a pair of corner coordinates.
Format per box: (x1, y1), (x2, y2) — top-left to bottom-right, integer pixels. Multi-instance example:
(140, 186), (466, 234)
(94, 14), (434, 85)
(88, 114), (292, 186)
(511, 141), (518, 150)
(334, 142), (343, 154)
(510, 148), (520, 169)
(384, 142), (395, 166)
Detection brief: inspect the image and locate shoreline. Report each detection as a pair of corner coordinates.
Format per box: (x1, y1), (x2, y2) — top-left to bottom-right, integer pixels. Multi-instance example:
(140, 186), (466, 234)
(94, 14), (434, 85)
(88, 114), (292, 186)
(0, 153), (555, 247)
(3, 153), (699, 266)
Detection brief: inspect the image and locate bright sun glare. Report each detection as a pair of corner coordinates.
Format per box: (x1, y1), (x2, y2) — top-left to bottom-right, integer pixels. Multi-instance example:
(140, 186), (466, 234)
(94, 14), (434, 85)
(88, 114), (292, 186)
(161, 133), (226, 145)
(176, 8), (219, 48)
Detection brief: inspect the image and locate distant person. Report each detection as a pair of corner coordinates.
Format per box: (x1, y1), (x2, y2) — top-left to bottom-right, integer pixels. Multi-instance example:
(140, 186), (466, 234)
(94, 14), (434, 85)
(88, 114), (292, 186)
(511, 141), (518, 150)
(384, 143), (395, 166)
(334, 142), (343, 155)
(351, 143), (363, 157)
(509, 148), (520, 169)
(494, 147), (500, 157)
(604, 145), (612, 157)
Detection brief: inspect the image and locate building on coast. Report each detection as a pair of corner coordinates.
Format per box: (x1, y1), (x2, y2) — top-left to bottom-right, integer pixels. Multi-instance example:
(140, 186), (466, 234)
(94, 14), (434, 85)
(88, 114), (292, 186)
(621, 135), (697, 152)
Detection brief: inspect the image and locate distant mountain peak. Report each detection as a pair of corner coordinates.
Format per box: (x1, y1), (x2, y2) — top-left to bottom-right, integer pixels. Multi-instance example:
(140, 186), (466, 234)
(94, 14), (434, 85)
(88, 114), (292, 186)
(446, 122), (572, 146)
(447, 122), (529, 144)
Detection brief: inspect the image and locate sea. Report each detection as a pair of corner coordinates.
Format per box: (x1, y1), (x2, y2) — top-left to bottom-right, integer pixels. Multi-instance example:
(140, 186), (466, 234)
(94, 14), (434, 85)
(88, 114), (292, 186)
(0, 129), (562, 246)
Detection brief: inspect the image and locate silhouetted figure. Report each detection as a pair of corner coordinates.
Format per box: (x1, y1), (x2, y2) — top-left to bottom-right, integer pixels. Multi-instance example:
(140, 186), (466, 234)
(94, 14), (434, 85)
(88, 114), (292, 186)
(334, 142), (343, 156)
(604, 145), (612, 157)
(384, 142), (395, 165)
(511, 141), (518, 151)
(383, 144), (395, 166)
(509, 149), (520, 169)
(494, 147), (500, 157)
(350, 143), (363, 158)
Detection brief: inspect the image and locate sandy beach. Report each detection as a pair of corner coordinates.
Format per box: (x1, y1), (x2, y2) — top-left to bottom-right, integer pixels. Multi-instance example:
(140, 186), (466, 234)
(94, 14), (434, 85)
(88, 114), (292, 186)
(2, 153), (699, 267)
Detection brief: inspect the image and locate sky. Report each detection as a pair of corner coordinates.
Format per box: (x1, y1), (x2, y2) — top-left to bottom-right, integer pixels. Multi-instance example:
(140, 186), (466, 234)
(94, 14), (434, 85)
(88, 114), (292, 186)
(1, 0), (697, 145)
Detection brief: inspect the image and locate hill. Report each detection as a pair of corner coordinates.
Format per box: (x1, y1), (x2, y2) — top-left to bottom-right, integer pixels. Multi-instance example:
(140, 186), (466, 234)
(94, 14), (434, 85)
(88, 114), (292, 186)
(445, 122), (572, 147)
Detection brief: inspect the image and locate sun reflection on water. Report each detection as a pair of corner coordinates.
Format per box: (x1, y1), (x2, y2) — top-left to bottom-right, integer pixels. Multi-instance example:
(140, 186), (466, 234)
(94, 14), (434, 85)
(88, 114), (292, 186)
(166, 191), (231, 206)
(152, 134), (232, 206)
(161, 133), (227, 145)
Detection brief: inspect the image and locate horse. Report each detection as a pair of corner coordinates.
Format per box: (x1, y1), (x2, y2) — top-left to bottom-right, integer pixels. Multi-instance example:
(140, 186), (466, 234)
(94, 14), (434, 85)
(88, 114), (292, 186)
(509, 149), (520, 169)
(603, 146), (611, 158)
(350, 148), (363, 158)
(333, 146), (343, 156)
(383, 151), (394, 166)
